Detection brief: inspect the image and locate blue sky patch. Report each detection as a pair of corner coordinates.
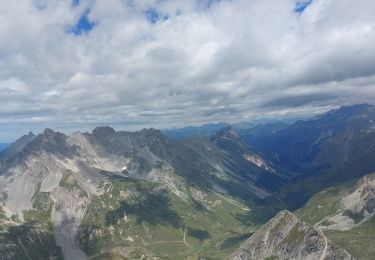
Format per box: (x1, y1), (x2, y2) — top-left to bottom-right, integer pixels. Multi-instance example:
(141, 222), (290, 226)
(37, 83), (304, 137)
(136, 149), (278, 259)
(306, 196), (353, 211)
(72, 0), (80, 7)
(68, 9), (96, 35)
(33, 0), (47, 10)
(294, 0), (313, 14)
(145, 8), (169, 24)
(198, 0), (221, 10)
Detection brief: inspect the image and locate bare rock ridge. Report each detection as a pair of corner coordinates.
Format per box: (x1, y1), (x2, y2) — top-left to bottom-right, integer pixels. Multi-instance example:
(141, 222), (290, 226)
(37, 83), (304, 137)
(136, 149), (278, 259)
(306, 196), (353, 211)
(229, 210), (354, 260)
(0, 131), (35, 163)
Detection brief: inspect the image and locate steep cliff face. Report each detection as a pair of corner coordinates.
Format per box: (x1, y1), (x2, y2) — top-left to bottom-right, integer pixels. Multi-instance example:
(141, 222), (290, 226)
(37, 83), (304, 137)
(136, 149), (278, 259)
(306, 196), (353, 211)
(229, 210), (353, 260)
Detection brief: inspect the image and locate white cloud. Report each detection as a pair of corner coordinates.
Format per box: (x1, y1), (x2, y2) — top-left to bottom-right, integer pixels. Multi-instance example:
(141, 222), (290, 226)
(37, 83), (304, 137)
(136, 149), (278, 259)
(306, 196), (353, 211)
(0, 0), (375, 140)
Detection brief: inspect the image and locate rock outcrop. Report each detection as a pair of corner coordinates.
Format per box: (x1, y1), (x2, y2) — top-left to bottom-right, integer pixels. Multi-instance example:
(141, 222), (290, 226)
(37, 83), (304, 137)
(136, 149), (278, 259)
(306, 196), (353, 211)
(229, 210), (354, 260)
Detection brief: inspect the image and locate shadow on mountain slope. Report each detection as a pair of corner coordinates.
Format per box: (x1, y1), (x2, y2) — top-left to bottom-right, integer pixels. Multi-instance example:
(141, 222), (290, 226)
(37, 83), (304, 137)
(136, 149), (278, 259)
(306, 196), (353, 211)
(0, 224), (62, 259)
(220, 232), (253, 250)
(105, 189), (182, 228)
(186, 227), (211, 241)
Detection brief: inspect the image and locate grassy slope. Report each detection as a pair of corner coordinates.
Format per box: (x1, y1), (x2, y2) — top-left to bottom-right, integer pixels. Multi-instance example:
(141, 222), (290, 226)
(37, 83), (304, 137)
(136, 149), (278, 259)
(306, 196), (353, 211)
(294, 181), (355, 225)
(295, 173), (375, 260)
(80, 178), (255, 259)
(325, 217), (375, 260)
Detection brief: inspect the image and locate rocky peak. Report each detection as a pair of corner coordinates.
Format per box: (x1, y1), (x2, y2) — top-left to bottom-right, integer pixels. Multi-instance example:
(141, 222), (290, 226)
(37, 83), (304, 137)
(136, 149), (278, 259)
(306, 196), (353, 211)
(213, 126), (240, 140)
(43, 128), (55, 135)
(18, 128), (75, 158)
(211, 126), (249, 155)
(140, 127), (163, 136)
(36, 128), (59, 144)
(230, 210), (353, 260)
(92, 126), (116, 139)
(137, 128), (168, 143)
(272, 209), (298, 222)
(0, 131), (36, 162)
(336, 103), (374, 115)
(36, 128), (65, 145)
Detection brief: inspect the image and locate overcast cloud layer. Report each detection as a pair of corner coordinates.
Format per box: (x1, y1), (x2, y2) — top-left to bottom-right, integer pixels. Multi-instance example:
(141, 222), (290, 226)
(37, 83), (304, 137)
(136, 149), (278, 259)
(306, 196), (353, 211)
(1, 0), (375, 141)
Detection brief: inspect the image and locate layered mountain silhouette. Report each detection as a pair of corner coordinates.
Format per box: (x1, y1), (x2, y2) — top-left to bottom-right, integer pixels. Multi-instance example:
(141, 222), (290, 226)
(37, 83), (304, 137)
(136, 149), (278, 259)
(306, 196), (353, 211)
(244, 104), (375, 214)
(0, 104), (374, 259)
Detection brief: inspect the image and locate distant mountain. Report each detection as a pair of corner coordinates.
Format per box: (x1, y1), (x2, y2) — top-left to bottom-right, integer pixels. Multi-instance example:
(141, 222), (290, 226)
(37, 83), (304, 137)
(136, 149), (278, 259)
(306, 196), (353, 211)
(230, 210), (353, 260)
(239, 121), (291, 144)
(163, 122), (231, 139)
(250, 104), (375, 171)
(162, 120), (290, 140)
(244, 104), (375, 212)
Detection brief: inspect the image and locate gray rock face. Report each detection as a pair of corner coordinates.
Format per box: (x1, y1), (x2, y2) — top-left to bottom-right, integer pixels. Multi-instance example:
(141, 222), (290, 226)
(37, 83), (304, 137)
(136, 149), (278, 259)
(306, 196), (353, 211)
(0, 131), (35, 164)
(229, 210), (354, 260)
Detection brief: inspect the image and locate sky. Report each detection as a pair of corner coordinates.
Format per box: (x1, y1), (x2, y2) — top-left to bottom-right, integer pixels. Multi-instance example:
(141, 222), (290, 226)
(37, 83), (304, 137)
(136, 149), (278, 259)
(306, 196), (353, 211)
(1, 0), (375, 141)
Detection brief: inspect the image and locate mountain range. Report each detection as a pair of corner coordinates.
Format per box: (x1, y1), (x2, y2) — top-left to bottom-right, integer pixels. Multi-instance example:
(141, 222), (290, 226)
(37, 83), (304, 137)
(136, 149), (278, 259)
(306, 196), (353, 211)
(0, 104), (374, 259)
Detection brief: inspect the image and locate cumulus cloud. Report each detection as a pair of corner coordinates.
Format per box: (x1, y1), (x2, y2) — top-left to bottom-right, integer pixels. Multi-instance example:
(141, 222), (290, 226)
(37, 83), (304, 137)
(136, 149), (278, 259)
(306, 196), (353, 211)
(0, 0), (375, 140)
